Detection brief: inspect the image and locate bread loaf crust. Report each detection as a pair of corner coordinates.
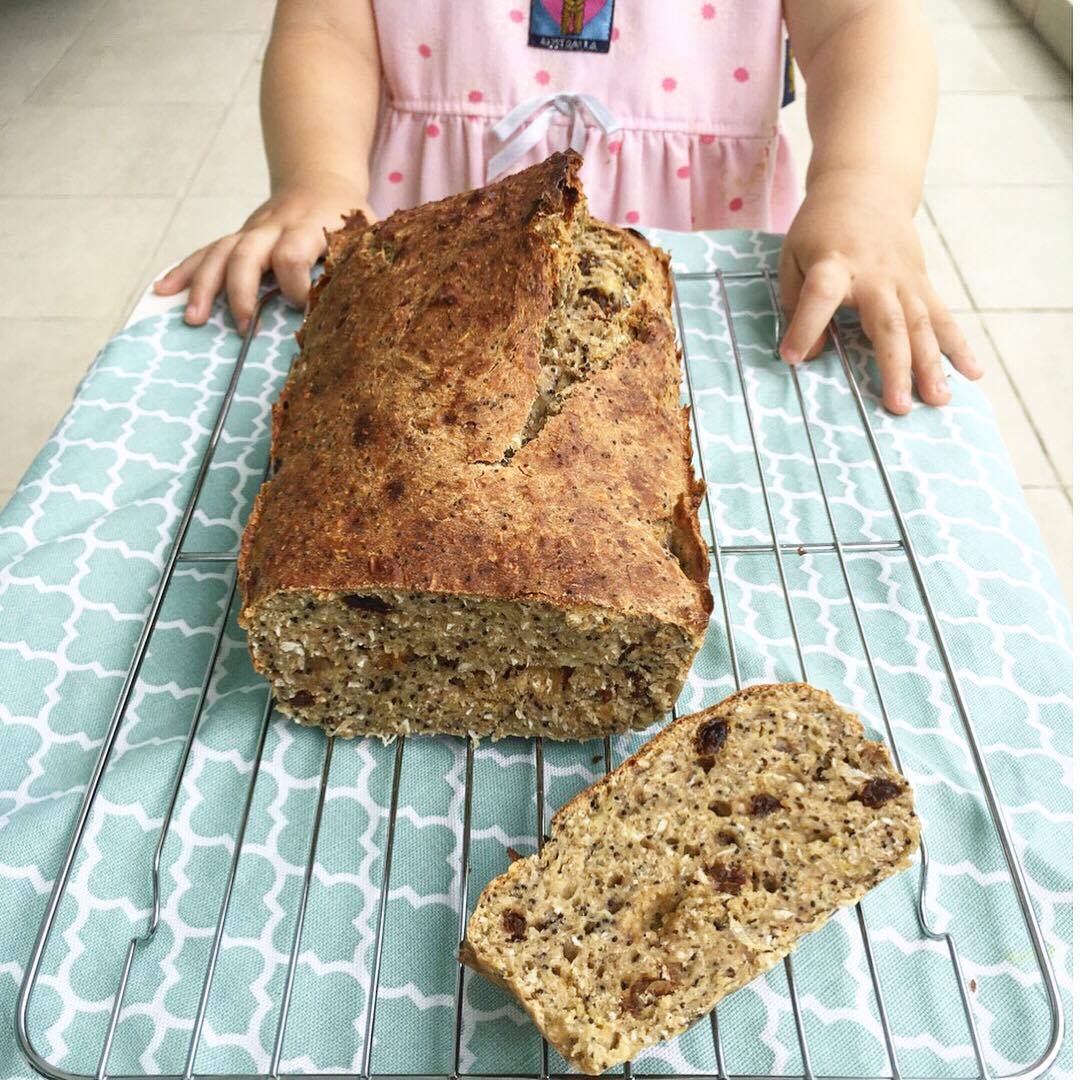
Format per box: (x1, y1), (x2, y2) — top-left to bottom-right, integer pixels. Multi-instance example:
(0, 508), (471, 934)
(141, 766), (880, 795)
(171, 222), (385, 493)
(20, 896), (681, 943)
(240, 151), (709, 631)
(237, 153), (712, 738)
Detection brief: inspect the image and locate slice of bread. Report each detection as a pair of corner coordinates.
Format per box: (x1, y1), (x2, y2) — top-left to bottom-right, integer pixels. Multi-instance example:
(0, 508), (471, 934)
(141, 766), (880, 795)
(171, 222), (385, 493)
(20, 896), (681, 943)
(460, 683), (920, 1074)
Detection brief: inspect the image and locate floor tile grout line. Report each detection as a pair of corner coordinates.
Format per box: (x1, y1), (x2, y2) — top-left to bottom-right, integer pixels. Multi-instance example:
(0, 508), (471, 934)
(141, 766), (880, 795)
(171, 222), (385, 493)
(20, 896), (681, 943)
(0, 51), (240, 200)
(0, 315), (119, 325)
(920, 198), (1070, 490)
(930, 26), (1071, 95)
(1023, 484), (1074, 510)
(905, 307), (1072, 314)
(937, 89), (1072, 97)
(17, 1), (264, 110)
(23, 97), (263, 109)
(920, 198), (979, 311)
(27, 37), (266, 112)
(11, 0), (110, 111)
(925, 182), (1072, 189)
(967, 307), (1073, 313)
(0, 194), (228, 201)
(6, 101), (245, 111)
(78, 19), (271, 39)
(936, 92), (1073, 99)
(1024, 483), (1074, 505)
(114, 215), (191, 334)
(966, 308), (1071, 491)
(110, 47), (267, 336)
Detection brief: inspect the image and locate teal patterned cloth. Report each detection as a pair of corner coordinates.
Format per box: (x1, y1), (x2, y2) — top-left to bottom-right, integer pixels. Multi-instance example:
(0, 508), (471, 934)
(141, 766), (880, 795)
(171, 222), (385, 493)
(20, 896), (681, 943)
(0, 230), (1070, 1080)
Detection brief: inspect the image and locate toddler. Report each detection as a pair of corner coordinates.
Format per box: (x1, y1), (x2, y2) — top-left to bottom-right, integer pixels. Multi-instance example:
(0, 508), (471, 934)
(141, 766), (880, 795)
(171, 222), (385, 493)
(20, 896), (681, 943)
(155, 0), (981, 415)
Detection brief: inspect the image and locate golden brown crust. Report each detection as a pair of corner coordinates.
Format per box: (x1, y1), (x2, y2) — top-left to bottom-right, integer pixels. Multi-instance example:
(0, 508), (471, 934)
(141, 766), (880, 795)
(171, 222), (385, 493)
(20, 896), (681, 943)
(238, 152), (710, 643)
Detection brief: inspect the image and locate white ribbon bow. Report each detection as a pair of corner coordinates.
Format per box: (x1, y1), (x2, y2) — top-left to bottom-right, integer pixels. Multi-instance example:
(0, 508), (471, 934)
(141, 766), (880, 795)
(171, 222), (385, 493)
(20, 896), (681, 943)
(486, 92), (620, 183)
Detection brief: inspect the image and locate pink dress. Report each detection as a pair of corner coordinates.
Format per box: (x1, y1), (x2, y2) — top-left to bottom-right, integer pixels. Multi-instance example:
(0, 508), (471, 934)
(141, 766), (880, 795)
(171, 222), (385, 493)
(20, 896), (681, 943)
(366, 0), (800, 232)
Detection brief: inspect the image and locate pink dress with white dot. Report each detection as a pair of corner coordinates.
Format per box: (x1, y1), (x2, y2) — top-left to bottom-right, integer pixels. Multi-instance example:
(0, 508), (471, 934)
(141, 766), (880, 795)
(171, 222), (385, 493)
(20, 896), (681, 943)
(367, 0), (800, 232)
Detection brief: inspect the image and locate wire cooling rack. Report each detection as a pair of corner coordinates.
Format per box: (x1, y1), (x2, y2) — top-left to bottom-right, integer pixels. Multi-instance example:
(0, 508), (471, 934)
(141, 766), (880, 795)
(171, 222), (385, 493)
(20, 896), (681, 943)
(14, 269), (1064, 1080)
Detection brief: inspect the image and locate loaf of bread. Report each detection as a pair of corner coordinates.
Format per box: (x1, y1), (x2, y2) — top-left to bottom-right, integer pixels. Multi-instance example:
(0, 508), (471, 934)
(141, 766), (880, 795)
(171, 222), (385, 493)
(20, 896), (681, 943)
(238, 152), (712, 740)
(460, 683), (921, 1074)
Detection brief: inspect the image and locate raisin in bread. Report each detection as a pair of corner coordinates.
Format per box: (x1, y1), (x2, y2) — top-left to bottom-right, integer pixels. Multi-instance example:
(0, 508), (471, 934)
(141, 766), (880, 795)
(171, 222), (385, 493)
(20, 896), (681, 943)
(460, 683), (920, 1073)
(238, 152), (711, 740)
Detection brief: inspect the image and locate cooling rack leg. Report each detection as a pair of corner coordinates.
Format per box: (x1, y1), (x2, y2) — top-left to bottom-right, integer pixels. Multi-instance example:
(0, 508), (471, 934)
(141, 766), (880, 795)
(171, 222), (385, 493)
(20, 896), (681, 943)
(358, 737), (407, 1079)
(451, 742), (476, 1080)
(911, 832), (993, 1064)
(267, 736), (337, 1078)
(96, 939), (137, 1080)
(93, 571), (244, 1080)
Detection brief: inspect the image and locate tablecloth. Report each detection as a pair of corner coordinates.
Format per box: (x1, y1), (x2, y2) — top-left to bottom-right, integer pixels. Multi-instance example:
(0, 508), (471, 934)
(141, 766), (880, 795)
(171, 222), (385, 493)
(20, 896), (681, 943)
(0, 229), (1070, 1080)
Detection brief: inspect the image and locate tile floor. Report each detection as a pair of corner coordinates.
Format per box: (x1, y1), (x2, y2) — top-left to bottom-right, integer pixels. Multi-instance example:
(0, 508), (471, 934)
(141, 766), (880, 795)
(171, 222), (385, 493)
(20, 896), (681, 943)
(0, 0), (1072, 595)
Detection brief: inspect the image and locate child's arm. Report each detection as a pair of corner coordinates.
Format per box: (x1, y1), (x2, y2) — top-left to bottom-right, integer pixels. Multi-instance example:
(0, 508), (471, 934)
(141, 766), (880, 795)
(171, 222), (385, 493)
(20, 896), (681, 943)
(154, 0), (380, 331)
(782, 0), (981, 414)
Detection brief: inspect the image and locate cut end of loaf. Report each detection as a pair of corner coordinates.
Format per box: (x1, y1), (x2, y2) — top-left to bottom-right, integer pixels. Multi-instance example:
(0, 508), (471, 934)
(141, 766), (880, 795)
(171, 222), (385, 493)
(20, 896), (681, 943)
(460, 684), (921, 1073)
(243, 588), (699, 740)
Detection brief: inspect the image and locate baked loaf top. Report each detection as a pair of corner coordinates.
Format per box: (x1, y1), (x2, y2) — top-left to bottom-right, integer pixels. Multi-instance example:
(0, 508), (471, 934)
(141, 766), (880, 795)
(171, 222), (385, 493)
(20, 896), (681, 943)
(238, 151), (710, 636)
(460, 683), (921, 1073)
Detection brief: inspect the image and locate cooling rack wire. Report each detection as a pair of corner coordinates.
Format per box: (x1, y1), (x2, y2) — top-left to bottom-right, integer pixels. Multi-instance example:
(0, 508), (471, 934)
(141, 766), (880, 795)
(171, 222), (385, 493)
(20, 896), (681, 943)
(14, 268), (1064, 1080)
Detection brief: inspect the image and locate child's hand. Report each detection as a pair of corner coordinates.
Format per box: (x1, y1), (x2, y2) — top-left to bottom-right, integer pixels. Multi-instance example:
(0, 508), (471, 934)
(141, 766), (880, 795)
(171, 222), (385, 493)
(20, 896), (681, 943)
(777, 171), (982, 415)
(154, 173), (373, 333)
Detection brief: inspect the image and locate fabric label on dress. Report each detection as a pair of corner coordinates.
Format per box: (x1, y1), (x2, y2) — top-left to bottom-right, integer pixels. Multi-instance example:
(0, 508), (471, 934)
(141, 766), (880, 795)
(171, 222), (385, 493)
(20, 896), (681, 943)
(528, 0), (615, 53)
(781, 38), (796, 107)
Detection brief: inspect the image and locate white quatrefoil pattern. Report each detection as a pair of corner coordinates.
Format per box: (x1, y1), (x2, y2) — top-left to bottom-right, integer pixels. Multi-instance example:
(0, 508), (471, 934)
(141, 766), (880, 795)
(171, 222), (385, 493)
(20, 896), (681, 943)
(0, 230), (1070, 1080)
